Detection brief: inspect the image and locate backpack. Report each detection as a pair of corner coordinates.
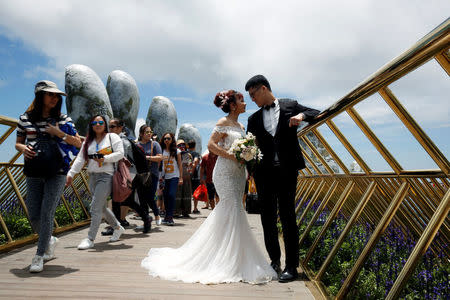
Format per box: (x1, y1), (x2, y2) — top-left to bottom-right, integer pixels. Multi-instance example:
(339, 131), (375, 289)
(129, 139), (153, 188)
(128, 139), (150, 174)
(23, 122), (63, 178)
(112, 158), (133, 202)
(109, 134), (132, 202)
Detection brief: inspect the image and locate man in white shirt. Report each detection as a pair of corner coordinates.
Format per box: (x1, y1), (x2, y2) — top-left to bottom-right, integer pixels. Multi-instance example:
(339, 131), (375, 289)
(246, 75), (320, 282)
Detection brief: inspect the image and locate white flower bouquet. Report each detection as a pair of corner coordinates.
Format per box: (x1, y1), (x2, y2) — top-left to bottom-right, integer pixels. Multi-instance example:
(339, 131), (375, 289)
(229, 132), (263, 169)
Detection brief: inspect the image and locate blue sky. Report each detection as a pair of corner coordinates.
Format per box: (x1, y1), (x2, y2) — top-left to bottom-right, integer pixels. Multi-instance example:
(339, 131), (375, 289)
(0, 1), (449, 171)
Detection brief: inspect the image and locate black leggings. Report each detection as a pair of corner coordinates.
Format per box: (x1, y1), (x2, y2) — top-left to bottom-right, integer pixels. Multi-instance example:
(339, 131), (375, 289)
(136, 174), (160, 218)
(112, 190), (147, 222)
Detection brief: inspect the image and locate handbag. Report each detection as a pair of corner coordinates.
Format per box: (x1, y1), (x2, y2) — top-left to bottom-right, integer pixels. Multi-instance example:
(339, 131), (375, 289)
(193, 184), (208, 202)
(131, 141), (153, 188)
(246, 177), (260, 214)
(110, 134), (133, 202)
(23, 121), (63, 178)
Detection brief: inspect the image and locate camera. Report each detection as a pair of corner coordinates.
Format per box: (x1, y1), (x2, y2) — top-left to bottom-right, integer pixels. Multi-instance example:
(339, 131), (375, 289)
(88, 153), (104, 159)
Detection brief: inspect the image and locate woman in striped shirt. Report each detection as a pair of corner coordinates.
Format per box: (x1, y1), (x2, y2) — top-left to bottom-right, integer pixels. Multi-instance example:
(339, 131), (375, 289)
(15, 80), (82, 273)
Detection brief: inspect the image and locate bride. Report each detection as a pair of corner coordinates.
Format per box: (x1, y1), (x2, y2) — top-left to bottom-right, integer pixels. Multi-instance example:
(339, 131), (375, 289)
(141, 90), (277, 284)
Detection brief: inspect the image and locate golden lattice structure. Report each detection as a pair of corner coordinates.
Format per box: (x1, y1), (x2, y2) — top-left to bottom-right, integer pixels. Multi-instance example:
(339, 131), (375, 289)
(295, 19), (449, 299)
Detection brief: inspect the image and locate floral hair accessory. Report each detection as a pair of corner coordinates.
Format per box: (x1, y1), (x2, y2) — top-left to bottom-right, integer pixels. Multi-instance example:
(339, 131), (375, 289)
(218, 90), (230, 108)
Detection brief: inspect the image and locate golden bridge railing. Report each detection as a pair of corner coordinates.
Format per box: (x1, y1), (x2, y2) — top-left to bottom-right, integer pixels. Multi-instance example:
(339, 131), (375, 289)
(0, 115), (91, 253)
(295, 19), (449, 299)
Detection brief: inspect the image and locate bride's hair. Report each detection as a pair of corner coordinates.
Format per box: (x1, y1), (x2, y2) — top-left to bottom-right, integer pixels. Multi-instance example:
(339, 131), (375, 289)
(214, 90), (239, 113)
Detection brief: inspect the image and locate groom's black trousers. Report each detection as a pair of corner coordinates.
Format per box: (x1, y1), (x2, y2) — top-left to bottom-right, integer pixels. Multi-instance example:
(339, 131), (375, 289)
(254, 165), (299, 268)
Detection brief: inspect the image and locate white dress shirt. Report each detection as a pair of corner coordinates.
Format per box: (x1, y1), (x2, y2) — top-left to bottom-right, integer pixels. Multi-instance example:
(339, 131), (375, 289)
(262, 98), (280, 137)
(263, 99), (280, 163)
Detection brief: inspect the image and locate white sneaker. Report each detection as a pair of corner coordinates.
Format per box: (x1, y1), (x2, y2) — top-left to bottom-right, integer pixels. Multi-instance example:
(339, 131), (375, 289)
(77, 238), (94, 250)
(29, 255), (44, 273)
(156, 218), (162, 226)
(109, 225), (125, 242)
(43, 236), (59, 261)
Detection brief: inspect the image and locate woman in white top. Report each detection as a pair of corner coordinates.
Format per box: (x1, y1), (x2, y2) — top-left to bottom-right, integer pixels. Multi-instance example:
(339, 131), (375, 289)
(66, 115), (125, 250)
(160, 132), (183, 226)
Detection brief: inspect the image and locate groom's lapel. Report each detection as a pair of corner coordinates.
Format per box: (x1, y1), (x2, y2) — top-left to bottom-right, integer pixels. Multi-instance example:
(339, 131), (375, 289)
(254, 108), (265, 132)
(253, 108), (273, 141)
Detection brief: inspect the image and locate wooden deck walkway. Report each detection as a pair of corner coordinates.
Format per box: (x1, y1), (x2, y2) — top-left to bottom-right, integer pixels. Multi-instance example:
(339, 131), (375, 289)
(0, 208), (319, 299)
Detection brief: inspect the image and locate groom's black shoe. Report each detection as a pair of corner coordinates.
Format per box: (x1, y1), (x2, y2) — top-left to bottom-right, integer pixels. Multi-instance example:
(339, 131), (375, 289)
(278, 267), (298, 283)
(270, 261), (281, 274)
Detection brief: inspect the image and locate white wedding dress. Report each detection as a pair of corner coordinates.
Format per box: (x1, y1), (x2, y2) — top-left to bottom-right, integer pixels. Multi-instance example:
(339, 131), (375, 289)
(141, 125), (277, 284)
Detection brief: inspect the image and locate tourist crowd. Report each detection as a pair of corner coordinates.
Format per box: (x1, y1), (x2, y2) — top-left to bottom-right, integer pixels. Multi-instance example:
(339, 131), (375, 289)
(16, 80), (219, 273)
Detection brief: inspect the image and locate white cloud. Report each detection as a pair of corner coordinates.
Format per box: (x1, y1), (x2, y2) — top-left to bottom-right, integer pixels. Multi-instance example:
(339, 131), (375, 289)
(190, 120), (217, 130)
(23, 65), (63, 80)
(171, 96), (209, 105)
(0, 0), (448, 122)
(433, 123), (450, 129)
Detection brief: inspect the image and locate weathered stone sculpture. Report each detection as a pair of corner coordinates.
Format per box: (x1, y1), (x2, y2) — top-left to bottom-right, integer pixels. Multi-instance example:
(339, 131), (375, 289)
(178, 123), (202, 154)
(65, 64), (113, 135)
(349, 160), (363, 172)
(299, 132), (340, 174)
(146, 96), (177, 140)
(106, 70), (139, 136)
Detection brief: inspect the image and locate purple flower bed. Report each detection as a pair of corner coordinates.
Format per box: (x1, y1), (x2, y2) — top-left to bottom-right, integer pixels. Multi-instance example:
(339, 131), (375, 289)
(296, 202), (449, 299)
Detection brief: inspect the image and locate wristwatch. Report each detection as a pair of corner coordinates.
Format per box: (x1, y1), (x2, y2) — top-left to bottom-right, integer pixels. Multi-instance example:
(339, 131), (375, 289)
(62, 133), (68, 141)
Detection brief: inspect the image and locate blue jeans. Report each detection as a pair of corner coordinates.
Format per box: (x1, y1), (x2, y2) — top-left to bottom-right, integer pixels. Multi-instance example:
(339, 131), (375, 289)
(163, 177), (179, 218)
(26, 175), (66, 256)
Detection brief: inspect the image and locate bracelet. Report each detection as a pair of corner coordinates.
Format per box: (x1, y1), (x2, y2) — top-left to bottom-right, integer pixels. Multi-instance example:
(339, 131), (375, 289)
(62, 133), (68, 141)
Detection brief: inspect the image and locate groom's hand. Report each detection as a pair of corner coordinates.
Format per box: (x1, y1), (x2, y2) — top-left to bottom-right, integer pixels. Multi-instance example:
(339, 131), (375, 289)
(289, 113), (305, 127)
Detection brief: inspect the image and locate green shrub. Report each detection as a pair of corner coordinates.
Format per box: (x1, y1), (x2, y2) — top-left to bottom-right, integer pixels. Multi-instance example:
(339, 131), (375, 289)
(3, 214), (33, 240)
(54, 205), (72, 226)
(0, 233), (6, 245)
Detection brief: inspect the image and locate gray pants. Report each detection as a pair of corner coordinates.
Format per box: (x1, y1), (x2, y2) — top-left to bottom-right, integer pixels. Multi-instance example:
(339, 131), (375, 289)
(88, 172), (120, 241)
(26, 175), (66, 256)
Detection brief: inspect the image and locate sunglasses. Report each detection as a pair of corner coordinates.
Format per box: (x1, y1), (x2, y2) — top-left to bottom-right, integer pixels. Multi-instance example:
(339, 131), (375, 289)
(177, 143), (186, 147)
(144, 131), (153, 134)
(164, 137), (172, 141)
(109, 124), (118, 129)
(91, 121), (105, 126)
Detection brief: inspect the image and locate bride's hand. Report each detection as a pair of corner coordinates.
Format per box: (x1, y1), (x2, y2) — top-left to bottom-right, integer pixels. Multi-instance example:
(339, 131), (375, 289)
(228, 153), (238, 162)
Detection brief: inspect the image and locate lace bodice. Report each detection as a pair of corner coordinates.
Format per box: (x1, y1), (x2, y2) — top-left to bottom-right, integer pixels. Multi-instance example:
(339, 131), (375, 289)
(213, 125), (245, 151)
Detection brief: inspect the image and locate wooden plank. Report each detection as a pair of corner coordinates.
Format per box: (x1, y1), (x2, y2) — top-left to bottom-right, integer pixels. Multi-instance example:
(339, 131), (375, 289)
(0, 203), (318, 299)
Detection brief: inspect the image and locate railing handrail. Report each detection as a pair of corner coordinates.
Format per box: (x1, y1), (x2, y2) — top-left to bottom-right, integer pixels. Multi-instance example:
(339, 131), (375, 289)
(299, 18), (450, 136)
(0, 116), (18, 127)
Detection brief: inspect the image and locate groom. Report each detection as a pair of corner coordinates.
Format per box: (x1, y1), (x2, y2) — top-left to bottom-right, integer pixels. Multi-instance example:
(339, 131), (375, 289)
(246, 75), (319, 282)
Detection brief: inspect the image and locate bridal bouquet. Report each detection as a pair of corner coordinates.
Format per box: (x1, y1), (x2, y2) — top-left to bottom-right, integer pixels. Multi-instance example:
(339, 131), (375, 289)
(229, 132), (263, 169)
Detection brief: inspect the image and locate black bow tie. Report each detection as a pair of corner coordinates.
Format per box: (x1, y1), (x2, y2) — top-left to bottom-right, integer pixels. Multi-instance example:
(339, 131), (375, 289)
(264, 102), (276, 110)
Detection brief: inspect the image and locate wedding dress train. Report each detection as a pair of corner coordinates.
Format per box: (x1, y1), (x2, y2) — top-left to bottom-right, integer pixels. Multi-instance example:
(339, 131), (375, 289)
(141, 126), (276, 284)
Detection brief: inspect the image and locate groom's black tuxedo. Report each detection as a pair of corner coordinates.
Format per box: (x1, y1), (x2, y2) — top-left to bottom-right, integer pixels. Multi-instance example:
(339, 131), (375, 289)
(247, 98), (319, 269)
(248, 99), (319, 171)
